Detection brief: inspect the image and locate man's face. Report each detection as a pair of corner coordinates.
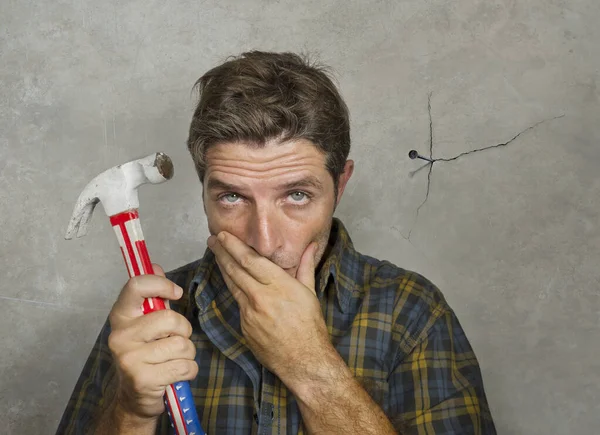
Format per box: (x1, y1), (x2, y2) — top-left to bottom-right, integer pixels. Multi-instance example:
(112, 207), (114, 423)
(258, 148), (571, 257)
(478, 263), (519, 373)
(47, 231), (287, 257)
(202, 138), (354, 279)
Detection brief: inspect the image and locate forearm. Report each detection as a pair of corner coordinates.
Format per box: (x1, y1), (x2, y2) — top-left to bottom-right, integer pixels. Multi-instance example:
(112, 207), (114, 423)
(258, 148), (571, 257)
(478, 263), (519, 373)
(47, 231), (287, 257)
(286, 349), (398, 435)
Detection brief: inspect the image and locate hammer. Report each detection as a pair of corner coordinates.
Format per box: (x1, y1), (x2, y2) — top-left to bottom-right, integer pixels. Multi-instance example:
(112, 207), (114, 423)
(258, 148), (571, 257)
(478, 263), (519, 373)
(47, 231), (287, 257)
(65, 152), (204, 435)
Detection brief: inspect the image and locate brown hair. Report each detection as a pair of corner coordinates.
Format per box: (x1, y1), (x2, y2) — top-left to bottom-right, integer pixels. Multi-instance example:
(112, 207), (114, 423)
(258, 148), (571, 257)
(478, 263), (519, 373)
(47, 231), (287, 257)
(186, 50), (351, 201)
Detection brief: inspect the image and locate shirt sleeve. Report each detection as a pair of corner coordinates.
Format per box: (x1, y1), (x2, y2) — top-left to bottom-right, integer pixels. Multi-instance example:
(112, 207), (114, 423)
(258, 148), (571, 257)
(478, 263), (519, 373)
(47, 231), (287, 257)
(387, 307), (497, 435)
(55, 317), (118, 434)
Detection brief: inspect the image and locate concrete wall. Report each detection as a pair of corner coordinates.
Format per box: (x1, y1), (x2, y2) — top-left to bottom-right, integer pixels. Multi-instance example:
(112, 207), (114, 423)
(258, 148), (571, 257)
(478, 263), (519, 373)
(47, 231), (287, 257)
(1, 1), (598, 433)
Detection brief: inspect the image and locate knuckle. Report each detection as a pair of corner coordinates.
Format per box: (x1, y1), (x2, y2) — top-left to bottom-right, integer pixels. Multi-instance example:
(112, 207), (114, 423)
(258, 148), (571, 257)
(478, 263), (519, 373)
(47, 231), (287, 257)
(162, 310), (192, 337)
(240, 255), (254, 269)
(180, 360), (193, 378)
(249, 293), (263, 311)
(189, 360), (199, 379)
(162, 309), (180, 330)
(180, 360), (198, 380)
(240, 303), (252, 319)
(187, 340), (197, 358)
(241, 305), (258, 326)
(127, 275), (143, 293)
(150, 339), (166, 361)
(183, 319), (193, 337)
(158, 276), (172, 289)
(169, 360), (190, 379)
(119, 350), (137, 372)
(107, 330), (124, 353)
(127, 275), (166, 297)
(171, 335), (188, 354)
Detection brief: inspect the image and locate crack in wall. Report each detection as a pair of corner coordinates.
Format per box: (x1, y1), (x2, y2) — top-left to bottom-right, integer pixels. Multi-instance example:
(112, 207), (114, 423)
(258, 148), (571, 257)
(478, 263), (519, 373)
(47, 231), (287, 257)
(411, 92), (435, 236)
(405, 92), (564, 240)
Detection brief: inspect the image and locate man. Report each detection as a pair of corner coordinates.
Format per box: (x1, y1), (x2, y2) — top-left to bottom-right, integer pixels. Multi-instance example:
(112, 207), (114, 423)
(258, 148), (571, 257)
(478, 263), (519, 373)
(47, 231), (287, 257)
(57, 50), (496, 434)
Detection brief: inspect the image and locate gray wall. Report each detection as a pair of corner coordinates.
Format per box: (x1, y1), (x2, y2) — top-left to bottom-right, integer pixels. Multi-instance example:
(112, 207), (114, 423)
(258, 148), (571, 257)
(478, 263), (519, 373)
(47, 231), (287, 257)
(1, 1), (598, 433)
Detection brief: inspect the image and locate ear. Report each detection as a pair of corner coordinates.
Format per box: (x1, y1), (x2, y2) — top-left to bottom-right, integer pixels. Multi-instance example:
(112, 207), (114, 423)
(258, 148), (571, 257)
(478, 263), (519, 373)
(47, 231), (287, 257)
(335, 160), (354, 206)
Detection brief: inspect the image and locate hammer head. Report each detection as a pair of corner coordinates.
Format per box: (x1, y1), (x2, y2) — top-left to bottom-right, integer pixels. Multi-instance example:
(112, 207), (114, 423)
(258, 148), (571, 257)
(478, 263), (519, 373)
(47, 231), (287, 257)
(64, 152), (174, 239)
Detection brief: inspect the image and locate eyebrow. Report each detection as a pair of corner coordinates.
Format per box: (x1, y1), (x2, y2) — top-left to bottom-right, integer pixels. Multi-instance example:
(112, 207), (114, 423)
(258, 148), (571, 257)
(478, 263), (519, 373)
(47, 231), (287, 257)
(206, 175), (324, 193)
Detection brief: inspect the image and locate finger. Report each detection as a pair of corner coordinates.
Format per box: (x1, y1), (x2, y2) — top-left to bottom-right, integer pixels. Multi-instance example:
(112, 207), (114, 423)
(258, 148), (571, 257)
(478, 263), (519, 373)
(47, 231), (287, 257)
(130, 359), (199, 392)
(152, 263), (165, 277)
(152, 263), (171, 309)
(138, 335), (196, 364)
(215, 256), (250, 308)
(126, 309), (193, 343)
(209, 236), (259, 299)
(113, 274), (183, 319)
(150, 264), (173, 308)
(296, 242), (318, 293)
(155, 359), (199, 387)
(210, 232), (280, 285)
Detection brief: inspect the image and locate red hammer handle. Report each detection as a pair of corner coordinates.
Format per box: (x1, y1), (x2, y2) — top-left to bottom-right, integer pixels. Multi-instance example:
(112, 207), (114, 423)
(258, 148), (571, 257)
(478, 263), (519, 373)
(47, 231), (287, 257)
(109, 210), (166, 312)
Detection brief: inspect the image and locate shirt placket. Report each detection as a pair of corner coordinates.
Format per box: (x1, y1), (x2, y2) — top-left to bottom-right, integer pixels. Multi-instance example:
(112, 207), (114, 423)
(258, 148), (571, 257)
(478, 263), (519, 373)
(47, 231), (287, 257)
(256, 366), (277, 435)
(197, 297), (262, 432)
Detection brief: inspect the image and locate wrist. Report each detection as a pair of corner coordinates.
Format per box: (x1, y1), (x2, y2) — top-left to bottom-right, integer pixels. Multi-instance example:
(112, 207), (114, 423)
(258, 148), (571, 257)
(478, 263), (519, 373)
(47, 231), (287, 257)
(284, 346), (354, 407)
(111, 400), (158, 434)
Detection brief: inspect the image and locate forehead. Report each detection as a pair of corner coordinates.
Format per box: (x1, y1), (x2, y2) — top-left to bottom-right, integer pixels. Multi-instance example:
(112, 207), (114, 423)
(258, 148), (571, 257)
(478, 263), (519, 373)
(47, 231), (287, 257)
(204, 139), (329, 182)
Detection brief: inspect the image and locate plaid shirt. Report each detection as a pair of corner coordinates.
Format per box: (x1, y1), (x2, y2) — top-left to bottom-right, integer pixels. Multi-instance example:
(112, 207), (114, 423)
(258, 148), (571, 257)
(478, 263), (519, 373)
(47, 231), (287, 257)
(56, 217), (496, 434)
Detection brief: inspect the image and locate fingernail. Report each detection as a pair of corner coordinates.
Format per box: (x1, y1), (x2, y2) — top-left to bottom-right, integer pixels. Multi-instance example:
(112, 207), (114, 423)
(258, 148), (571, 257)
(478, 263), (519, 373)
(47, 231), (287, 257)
(175, 286), (183, 297)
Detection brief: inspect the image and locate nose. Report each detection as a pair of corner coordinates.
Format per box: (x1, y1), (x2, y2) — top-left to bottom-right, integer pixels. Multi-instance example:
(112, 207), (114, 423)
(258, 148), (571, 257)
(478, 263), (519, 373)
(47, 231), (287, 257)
(245, 205), (284, 260)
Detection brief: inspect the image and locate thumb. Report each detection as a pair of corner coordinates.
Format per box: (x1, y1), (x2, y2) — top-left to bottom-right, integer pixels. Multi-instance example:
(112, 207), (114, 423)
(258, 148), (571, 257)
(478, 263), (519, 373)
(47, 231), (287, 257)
(296, 242), (317, 293)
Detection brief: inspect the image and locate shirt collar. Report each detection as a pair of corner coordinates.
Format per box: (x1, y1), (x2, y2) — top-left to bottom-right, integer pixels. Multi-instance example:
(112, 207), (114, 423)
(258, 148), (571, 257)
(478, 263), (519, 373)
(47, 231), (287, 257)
(314, 217), (360, 312)
(189, 217), (360, 314)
